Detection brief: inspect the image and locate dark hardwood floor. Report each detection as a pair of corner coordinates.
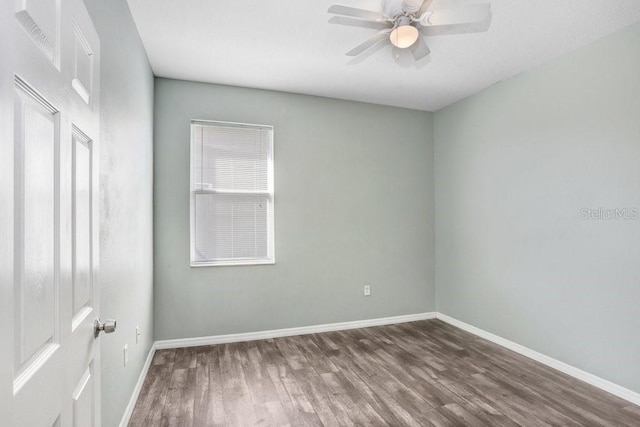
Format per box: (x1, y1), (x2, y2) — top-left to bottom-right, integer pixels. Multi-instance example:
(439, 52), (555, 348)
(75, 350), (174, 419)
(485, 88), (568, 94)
(129, 319), (640, 426)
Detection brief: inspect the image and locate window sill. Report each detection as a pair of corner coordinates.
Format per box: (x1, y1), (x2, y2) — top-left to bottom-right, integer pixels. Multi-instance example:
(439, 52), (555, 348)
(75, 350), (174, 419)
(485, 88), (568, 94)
(190, 259), (275, 268)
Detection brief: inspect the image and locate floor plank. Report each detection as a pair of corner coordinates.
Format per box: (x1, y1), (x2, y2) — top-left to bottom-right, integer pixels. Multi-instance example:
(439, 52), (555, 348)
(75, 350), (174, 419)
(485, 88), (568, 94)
(129, 320), (638, 426)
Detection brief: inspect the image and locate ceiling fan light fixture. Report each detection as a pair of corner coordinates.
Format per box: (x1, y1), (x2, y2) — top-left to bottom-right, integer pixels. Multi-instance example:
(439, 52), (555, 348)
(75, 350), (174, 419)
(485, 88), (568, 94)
(389, 24), (419, 48)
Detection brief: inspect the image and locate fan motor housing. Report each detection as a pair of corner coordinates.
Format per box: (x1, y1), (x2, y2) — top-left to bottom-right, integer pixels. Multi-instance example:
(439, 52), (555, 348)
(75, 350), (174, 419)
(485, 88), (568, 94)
(396, 15), (412, 27)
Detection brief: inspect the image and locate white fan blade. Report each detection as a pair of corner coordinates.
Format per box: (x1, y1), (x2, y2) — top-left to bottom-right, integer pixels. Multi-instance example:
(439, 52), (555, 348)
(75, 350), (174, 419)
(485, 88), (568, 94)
(329, 16), (391, 31)
(420, 17), (491, 36)
(348, 38), (389, 64)
(409, 36), (430, 60)
(401, 0), (423, 14)
(346, 30), (391, 56)
(424, 4), (491, 26)
(417, 0), (434, 17)
(328, 4), (388, 22)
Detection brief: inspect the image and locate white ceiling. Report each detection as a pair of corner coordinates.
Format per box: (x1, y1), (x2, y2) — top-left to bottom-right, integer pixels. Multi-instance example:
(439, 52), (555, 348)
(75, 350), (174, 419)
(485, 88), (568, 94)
(127, 0), (640, 112)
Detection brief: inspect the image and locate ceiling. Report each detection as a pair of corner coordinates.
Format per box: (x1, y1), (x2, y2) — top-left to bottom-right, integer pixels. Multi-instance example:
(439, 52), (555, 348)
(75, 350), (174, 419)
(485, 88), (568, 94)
(127, 0), (640, 112)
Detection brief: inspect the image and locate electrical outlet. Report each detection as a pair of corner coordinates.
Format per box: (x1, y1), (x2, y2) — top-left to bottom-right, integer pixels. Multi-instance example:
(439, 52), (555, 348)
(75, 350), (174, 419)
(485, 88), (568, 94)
(123, 344), (128, 367)
(364, 285), (371, 296)
(136, 326), (140, 344)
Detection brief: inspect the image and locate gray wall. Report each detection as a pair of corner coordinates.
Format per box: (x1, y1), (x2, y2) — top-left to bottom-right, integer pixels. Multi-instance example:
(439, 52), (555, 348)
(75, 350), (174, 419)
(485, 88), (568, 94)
(84, 1), (155, 426)
(154, 78), (435, 340)
(434, 23), (640, 393)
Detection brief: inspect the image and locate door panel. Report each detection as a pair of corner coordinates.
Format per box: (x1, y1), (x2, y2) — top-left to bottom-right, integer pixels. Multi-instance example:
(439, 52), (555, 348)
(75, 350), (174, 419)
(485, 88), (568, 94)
(71, 364), (94, 427)
(15, 0), (61, 67)
(66, 3), (101, 425)
(12, 75), (64, 427)
(13, 79), (60, 392)
(3, 0), (102, 425)
(71, 128), (93, 328)
(71, 22), (94, 105)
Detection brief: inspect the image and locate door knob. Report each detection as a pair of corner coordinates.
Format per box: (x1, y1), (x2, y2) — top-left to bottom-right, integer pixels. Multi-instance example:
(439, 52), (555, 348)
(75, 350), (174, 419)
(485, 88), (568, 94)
(94, 318), (117, 338)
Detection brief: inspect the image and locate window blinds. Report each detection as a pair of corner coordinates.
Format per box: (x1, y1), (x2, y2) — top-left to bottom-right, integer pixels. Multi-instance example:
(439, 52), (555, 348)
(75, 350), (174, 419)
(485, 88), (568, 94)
(191, 121), (274, 266)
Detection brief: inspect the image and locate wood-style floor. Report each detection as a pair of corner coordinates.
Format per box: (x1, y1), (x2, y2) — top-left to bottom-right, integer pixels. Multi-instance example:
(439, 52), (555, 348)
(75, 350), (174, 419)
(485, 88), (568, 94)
(129, 319), (640, 426)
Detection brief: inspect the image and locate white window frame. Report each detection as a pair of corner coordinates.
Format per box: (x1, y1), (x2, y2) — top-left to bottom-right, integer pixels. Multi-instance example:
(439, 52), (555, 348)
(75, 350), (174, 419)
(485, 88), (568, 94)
(189, 119), (275, 267)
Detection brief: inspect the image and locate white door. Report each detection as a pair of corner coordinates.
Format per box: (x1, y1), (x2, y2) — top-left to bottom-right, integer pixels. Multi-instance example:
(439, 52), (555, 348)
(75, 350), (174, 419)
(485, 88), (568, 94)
(0, 0), (104, 425)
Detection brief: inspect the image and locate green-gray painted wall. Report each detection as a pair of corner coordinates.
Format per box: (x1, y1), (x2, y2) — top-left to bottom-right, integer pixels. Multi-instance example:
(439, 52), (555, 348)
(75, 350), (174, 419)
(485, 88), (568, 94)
(153, 78), (436, 341)
(84, 1), (155, 425)
(434, 22), (640, 393)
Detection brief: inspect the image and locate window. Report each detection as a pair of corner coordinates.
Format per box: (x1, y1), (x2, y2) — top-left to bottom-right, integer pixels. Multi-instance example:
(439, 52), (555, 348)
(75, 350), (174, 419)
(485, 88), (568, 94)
(190, 120), (274, 266)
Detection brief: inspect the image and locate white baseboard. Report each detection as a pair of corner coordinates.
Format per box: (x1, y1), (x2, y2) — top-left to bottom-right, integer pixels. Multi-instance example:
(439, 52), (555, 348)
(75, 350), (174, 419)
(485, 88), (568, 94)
(119, 344), (157, 427)
(436, 313), (640, 407)
(154, 312), (437, 350)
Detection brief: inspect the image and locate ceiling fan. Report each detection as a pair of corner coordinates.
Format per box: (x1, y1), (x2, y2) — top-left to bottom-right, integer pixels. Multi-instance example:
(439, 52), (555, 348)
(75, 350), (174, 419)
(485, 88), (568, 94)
(328, 0), (491, 61)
